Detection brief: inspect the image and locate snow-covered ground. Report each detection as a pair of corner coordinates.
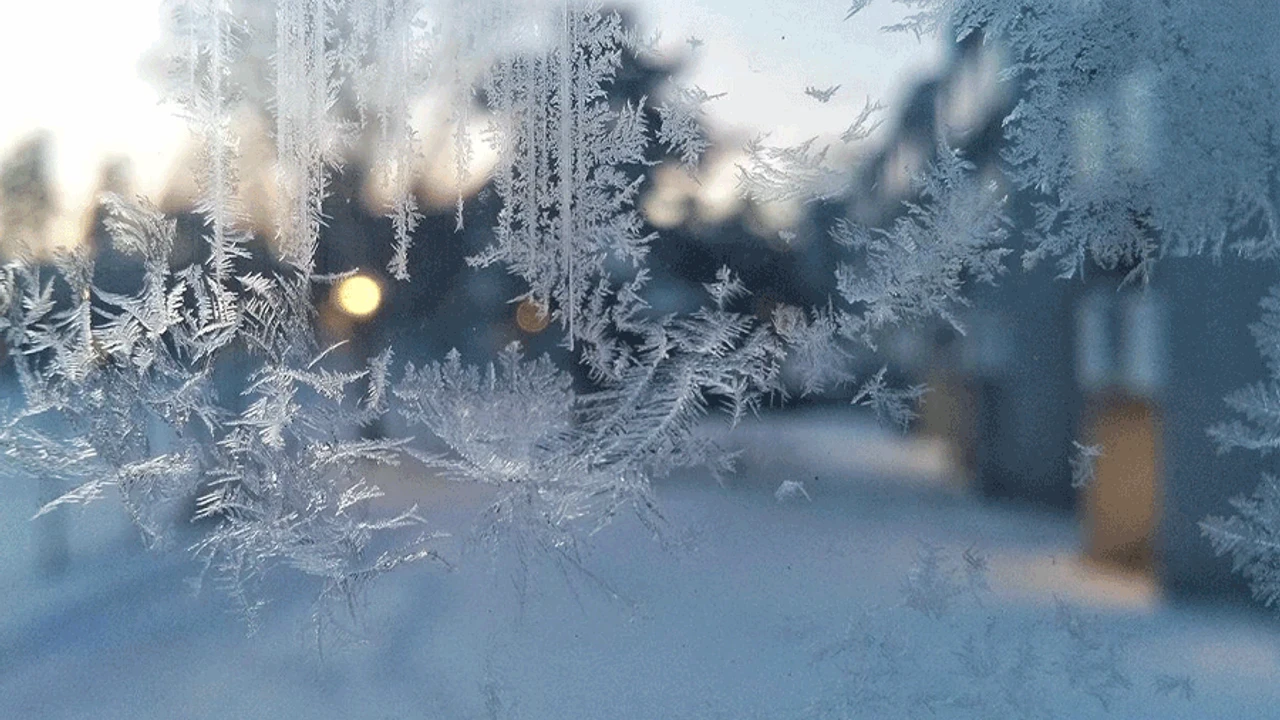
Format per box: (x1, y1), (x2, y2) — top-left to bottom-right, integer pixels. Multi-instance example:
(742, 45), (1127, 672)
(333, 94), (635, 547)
(3, 409), (1280, 719)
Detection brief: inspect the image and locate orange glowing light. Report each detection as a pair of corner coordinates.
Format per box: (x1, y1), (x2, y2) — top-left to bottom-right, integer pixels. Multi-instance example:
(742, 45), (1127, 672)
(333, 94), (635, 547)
(516, 298), (550, 333)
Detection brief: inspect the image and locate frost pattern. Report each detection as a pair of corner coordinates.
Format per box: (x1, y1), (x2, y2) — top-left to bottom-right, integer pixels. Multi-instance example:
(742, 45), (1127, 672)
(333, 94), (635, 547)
(656, 85), (724, 169)
(0, 0), (812, 625)
(469, 3), (654, 351)
(775, 479), (812, 503)
(345, 0), (427, 279)
(274, 0), (343, 278)
(941, 0), (1280, 277)
(849, 0), (1280, 620)
(833, 143), (1009, 340)
(0, 197), (441, 634)
(840, 96), (886, 144)
(15, 0), (1244, 647)
(1070, 441), (1103, 490)
(809, 544), (1168, 719)
(1205, 284), (1280, 607)
(804, 85), (840, 103)
(736, 135), (847, 205)
(851, 367), (927, 433)
(1202, 474), (1280, 609)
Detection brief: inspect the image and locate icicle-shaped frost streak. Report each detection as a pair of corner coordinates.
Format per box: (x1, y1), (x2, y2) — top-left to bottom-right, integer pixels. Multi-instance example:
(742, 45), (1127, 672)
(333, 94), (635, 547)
(558, 0), (578, 347)
(275, 0), (336, 279)
(348, 0), (424, 280)
(167, 0), (251, 356)
(199, 1), (242, 287)
(383, 0), (424, 281)
(471, 2), (653, 353)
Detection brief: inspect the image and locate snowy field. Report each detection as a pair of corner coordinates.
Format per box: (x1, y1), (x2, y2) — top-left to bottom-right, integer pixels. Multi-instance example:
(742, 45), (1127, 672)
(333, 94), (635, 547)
(3, 409), (1280, 719)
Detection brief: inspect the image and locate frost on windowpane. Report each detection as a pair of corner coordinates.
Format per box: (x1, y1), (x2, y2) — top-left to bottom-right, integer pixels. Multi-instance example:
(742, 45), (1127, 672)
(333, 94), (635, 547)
(467, 3), (656, 352)
(940, 0), (1280, 277)
(851, 367), (926, 433)
(1070, 441), (1103, 490)
(0, 0), (806, 625)
(774, 479), (811, 503)
(0, 195), (443, 633)
(11, 0), (1265, 665)
(736, 135), (848, 205)
(1206, 285), (1280, 609)
(804, 85), (841, 104)
(840, 96), (886, 144)
(811, 544), (1156, 718)
(831, 143), (1009, 341)
(344, 0), (426, 278)
(656, 84), (724, 170)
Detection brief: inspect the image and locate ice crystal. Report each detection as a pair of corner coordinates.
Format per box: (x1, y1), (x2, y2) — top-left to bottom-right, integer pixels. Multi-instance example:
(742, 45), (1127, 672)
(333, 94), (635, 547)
(1069, 441), (1103, 490)
(774, 479), (812, 503)
(810, 544), (1162, 719)
(656, 85), (724, 170)
(469, 2), (655, 351)
(804, 85), (840, 103)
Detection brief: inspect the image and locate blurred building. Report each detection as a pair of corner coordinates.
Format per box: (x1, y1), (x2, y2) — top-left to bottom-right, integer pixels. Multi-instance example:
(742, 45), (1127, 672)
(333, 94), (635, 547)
(867, 23), (1274, 606)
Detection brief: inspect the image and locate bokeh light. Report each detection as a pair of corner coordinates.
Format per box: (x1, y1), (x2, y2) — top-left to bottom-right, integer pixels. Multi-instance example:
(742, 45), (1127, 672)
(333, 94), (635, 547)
(334, 273), (383, 318)
(516, 298), (550, 333)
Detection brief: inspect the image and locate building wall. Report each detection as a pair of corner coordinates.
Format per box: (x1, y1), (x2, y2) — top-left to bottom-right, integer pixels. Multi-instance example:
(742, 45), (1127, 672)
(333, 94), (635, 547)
(1155, 255), (1274, 600)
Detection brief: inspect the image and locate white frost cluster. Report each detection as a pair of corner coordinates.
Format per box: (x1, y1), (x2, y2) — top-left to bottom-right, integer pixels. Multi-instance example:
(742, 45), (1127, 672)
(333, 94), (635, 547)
(0, 0), (950, 628)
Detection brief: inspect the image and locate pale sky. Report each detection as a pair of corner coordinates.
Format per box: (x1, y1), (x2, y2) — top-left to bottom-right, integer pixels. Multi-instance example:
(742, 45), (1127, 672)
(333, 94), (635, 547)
(0, 0), (942, 245)
(0, 1), (186, 244)
(632, 0), (945, 146)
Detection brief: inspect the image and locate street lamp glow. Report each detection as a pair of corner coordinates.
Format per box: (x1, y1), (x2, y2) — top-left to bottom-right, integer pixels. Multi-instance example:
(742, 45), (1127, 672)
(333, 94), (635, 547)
(334, 274), (382, 318)
(516, 298), (550, 333)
